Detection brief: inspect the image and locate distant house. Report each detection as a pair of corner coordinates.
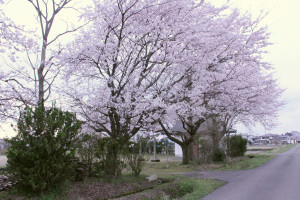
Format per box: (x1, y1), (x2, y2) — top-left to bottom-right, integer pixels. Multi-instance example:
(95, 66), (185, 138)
(286, 131), (300, 143)
(250, 134), (296, 145)
(171, 119), (228, 157)
(171, 122), (187, 157)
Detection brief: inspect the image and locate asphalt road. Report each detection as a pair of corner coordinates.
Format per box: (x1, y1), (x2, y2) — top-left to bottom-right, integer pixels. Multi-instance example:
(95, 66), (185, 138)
(186, 144), (300, 200)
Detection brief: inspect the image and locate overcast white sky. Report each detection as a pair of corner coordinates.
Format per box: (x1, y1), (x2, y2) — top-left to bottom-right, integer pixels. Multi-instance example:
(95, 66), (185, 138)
(226, 0), (300, 135)
(1, 0), (300, 137)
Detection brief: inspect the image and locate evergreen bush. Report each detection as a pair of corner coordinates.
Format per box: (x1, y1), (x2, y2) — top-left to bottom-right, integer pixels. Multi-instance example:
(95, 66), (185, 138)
(212, 148), (226, 162)
(228, 135), (247, 157)
(5, 103), (81, 192)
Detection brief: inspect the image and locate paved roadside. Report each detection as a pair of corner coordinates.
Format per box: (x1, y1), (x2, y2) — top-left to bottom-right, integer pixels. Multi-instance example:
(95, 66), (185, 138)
(185, 144), (300, 200)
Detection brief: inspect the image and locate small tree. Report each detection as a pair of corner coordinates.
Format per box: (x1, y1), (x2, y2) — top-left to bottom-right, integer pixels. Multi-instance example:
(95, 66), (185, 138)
(227, 135), (247, 157)
(212, 148), (226, 162)
(125, 153), (146, 177)
(5, 103), (81, 192)
(77, 133), (99, 177)
(93, 137), (127, 177)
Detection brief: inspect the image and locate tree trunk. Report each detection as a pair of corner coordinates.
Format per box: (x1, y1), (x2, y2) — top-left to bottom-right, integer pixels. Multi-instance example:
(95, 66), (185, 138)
(105, 140), (121, 177)
(187, 142), (194, 161)
(181, 144), (189, 165)
(226, 133), (230, 155)
(38, 65), (44, 104)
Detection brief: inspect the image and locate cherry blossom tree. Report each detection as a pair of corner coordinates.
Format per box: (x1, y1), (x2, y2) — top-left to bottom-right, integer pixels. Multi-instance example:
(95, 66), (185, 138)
(62, 0), (205, 174)
(195, 69), (283, 157)
(159, 8), (283, 164)
(0, 0), (33, 57)
(61, 0), (283, 167)
(0, 0), (37, 120)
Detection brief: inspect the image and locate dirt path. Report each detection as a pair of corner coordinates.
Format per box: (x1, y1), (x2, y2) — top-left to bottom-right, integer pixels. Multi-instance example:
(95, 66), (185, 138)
(185, 144), (300, 200)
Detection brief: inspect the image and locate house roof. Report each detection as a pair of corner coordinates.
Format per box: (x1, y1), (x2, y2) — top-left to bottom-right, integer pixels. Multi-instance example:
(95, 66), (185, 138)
(171, 121), (186, 133)
(228, 129), (237, 133)
(170, 120), (235, 134)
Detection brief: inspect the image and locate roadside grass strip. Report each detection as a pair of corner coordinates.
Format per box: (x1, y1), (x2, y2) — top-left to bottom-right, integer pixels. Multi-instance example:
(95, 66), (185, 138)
(263, 144), (297, 154)
(215, 154), (276, 171)
(175, 177), (225, 200)
(142, 160), (196, 176)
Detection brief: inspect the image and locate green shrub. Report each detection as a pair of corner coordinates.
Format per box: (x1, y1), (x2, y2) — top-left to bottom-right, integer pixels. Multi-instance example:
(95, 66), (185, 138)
(125, 153), (146, 176)
(228, 135), (247, 157)
(165, 181), (194, 199)
(77, 133), (99, 176)
(212, 148), (226, 162)
(178, 181), (194, 196)
(5, 103), (81, 192)
(93, 137), (126, 177)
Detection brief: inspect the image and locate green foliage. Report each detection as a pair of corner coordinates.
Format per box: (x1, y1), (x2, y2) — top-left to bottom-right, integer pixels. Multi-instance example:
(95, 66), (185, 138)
(77, 135), (149, 178)
(156, 140), (164, 154)
(5, 103), (81, 192)
(228, 135), (248, 157)
(212, 148), (226, 162)
(93, 137), (126, 177)
(176, 178), (225, 200)
(125, 153), (146, 176)
(77, 133), (99, 176)
(138, 137), (175, 155)
(164, 180), (195, 199)
(199, 139), (213, 164)
(178, 181), (194, 196)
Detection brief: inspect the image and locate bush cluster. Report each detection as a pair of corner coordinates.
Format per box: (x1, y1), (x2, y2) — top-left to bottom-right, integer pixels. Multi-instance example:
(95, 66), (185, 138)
(5, 104), (82, 192)
(212, 148), (226, 162)
(125, 153), (146, 176)
(77, 136), (146, 178)
(228, 135), (248, 157)
(166, 181), (194, 199)
(178, 181), (194, 196)
(5, 102), (148, 192)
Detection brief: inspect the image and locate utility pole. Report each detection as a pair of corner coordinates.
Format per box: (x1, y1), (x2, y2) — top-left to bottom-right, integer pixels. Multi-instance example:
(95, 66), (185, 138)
(165, 138), (169, 167)
(151, 135), (160, 162)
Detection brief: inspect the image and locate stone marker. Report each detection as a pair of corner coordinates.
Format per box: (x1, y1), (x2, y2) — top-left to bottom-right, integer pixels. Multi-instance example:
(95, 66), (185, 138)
(146, 175), (158, 182)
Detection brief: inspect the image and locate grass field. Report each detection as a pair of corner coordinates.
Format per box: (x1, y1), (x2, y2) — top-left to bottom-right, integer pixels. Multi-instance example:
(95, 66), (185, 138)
(214, 154), (276, 171)
(142, 160), (196, 176)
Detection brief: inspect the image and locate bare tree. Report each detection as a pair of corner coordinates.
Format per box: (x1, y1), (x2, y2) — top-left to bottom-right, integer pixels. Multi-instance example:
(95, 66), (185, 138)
(2, 0), (88, 115)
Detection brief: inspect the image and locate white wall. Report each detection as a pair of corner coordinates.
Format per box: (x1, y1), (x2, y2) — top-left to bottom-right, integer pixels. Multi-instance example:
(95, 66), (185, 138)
(174, 136), (183, 157)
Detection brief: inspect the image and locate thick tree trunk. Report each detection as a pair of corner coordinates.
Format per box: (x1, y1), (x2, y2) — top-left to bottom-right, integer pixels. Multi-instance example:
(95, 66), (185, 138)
(187, 142), (194, 161)
(181, 144), (189, 165)
(105, 141), (121, 176)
